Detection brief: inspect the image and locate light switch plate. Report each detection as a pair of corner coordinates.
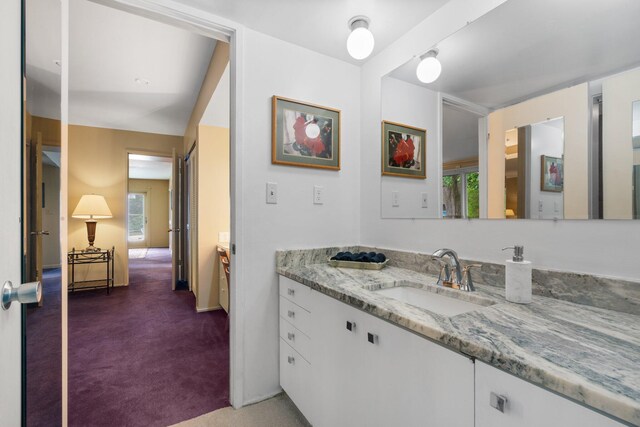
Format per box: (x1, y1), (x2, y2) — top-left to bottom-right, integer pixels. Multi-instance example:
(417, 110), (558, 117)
(266, 182), (277, 204)
(313, 185), (324, 205)
(392, 191), (399, 207)
(421, 193), (428, 208)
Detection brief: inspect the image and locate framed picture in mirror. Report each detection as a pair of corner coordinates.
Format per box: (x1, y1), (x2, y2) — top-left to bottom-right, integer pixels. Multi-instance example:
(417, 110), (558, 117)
(540, 155), (564, 192)
(271, 96), (341, 170)
(381, 120), (426, 179)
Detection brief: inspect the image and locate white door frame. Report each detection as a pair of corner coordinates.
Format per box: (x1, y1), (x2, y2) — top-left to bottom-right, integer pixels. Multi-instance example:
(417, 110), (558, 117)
(61, 0), (246, 418)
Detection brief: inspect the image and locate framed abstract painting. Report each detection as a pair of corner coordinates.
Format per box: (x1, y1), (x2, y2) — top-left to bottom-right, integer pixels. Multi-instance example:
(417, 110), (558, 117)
(272, 96), (341, 170)
(381, 120), (426, 179)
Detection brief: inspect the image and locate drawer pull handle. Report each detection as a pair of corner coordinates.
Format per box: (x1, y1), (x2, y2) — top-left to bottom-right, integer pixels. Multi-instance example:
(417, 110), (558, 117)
(490, 392), (508, 413)
(287, 332), (295, 341)
(367, 332), (378, 344)
(346, 321), (356, 332)
(287, 288), (295, 296)
(287, 310), (295, 318)
(287, 356), (295, 365)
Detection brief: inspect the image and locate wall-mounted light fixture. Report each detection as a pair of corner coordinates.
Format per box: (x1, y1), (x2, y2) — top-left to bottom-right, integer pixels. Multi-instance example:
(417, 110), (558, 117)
(347, 16), (374, 60)
(416, 49), (442, 84)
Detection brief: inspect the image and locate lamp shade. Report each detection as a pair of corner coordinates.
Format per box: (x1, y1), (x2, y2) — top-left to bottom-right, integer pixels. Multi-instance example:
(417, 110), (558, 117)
(72, 194), (112, 219)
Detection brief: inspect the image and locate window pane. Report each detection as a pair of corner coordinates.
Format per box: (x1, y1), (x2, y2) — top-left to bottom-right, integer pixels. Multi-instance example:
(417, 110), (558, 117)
(443, 175), (463, 218)
(128, 193), (145, 241)
(466, 172), (480, 219)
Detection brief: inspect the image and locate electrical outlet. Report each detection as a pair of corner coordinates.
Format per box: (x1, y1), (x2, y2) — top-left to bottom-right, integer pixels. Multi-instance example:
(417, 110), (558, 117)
(392, 191), (400, 207)
(421, 193), (428, 208)
(538, 200), (543, 212)
(313, 185), (324, 205)
(266, 182), (277, 204)
(554, 201), (560, 212)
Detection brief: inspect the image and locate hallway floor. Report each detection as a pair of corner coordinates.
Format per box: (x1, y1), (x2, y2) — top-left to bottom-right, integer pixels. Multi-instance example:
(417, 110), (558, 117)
(69, 248), (229, 426)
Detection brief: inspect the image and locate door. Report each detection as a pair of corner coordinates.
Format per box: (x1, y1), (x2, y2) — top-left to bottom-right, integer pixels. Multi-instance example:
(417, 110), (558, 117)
(26, 132), (46, 286)
(2, 0), (28, 423)
(169, 147), (182, 290)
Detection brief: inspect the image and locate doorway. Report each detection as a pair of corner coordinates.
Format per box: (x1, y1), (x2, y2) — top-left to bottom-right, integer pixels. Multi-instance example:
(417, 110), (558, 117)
(64, 0), (232, 425)
(441, 100), (484, 219)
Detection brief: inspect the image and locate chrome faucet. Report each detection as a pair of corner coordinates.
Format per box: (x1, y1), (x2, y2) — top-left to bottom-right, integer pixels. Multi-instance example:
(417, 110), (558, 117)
(432, 248), (476, 292)
(432, 248), (463, 285)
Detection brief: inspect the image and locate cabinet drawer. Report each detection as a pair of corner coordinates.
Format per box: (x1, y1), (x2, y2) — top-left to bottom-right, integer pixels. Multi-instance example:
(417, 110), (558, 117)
(280, 338), (314, 424)
(475, 361), (623, 427)
(279, 276), (313, 311)
(279, 296), (311, 336)
(280, 316), (311, 363)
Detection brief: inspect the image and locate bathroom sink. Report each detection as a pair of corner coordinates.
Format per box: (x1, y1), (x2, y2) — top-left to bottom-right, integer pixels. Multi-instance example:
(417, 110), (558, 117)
(374, 284), (488, 317)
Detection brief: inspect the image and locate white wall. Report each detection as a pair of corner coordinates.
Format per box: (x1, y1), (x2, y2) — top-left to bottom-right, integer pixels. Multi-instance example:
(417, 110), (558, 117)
(529, 121), (563, 220)
(360, 0), (640, 281)
(380, 77), (440, 218)
(240, 29), (361, 402)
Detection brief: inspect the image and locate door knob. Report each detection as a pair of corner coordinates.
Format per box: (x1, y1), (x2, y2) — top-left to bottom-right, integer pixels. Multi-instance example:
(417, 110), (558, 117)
(168, 229), (181, 232)
(2, 281), (42, 310)
(30, 230), (50, 236)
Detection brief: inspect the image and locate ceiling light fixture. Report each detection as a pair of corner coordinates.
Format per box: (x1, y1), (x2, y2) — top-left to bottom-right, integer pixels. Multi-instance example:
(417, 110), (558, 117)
(416, 49), (442, 84)
(347, 16), (374, 60)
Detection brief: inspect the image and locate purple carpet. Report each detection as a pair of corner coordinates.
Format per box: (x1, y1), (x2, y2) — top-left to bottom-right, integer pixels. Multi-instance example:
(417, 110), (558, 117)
(69, 248), (229, 427)
(27, 267), (63, 427)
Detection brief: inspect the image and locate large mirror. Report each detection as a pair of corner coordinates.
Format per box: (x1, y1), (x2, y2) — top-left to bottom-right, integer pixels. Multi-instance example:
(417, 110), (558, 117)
(380, 0), (640, 220)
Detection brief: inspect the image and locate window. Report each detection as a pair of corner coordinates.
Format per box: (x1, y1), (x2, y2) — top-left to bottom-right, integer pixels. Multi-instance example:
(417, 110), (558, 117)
(443, 169), (479, 219)
(128, 193), (146, 241)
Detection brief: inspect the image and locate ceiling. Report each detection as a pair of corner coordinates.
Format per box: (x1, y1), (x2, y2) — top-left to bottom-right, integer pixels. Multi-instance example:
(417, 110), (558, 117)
(68, 0), (216, 136)
(389, 0), (640, 109)
(129, 154), (172, 180)
(26, 0), (218, 136)
(170, 0), (449, 65)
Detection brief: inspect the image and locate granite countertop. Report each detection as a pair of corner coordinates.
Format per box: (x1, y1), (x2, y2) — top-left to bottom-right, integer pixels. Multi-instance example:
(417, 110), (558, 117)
(276, 261), (640, 426)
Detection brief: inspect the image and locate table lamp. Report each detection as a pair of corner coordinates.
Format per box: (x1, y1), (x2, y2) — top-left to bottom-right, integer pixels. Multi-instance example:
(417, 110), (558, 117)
(72, 194), (112, 252)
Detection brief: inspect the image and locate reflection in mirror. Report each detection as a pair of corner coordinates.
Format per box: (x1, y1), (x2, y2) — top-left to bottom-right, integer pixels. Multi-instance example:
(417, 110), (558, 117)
(442, 102), (481, 219)
(634, 101), (640, 219)
(504, 118), (564, 220)
(380, 0), (640, 220)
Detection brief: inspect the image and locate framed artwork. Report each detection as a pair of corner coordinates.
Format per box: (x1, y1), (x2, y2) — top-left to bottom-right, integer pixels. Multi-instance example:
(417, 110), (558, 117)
(272, 96), (340, 170)
(381, 120), (426, 179)
(540, 155), (563, 192)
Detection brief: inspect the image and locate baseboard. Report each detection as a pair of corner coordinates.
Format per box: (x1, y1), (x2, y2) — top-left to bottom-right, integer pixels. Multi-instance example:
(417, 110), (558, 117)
(241, 388), (284, 408)
(196, 305), (222, 313)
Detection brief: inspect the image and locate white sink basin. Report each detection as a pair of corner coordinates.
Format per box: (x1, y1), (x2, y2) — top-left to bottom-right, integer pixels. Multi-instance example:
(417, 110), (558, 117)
(375, 285), (485, 317)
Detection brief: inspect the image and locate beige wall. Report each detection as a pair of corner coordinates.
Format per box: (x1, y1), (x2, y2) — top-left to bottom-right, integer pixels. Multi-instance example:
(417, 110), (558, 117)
(194, 124), (230, 311)
(68, 124), (182, 286)
(488, 84), (589, 218)
(602, 67), (640, 219)
(128, 179), (170, 248)
(42, 164), (61, 268)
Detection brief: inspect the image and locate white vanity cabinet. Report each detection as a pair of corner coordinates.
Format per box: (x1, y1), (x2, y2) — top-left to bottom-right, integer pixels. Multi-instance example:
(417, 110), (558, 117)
(313, 289), (475, 427)
(475, 361), (624, 427)
(279, 276), (474, 427)
(279, 277), (316, 424)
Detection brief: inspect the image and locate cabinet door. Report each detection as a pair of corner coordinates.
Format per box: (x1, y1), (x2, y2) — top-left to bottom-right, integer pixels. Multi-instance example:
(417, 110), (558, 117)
(475, 361), (623, 427)
(313, 292), (372, 427)
(364, 312), (475, 427)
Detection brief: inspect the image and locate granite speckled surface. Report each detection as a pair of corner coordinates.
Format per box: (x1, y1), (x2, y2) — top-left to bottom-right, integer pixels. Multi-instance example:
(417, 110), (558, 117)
(276, 247), (640, 426)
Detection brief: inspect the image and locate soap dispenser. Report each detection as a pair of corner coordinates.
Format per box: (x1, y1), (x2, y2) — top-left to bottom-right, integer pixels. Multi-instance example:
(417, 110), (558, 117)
(502, 245), (532, 304)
